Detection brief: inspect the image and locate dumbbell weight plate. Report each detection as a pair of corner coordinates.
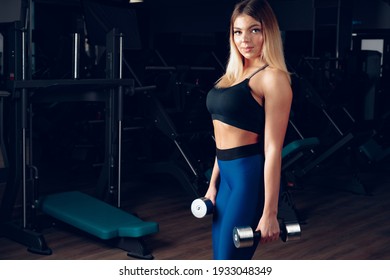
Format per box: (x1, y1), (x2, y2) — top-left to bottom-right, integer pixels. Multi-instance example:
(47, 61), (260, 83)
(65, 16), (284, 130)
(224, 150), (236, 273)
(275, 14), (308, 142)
(233, 226), (259, 248)
(282, 222), (301, 242)
(191, 197), (213, 218)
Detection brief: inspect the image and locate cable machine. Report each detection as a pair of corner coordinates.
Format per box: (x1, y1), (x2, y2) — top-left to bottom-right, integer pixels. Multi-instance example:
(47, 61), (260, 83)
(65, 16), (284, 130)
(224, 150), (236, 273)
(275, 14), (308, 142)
(0, 1), (158, 259)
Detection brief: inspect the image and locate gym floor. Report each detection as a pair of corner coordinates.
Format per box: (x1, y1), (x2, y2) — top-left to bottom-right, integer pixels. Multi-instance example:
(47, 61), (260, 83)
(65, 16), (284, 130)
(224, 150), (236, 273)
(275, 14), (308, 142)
(0, 157), (390, 260)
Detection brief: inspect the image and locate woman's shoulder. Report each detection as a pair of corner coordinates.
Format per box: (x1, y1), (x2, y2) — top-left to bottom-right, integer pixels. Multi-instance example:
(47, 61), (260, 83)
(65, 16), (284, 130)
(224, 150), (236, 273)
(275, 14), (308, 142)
(261, 66), (289, 83)
(250, 66), (292, 98)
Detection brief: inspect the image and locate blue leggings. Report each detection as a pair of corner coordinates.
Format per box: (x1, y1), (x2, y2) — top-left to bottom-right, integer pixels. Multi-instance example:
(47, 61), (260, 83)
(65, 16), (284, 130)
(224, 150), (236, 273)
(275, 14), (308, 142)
(212, 143), (265, 260)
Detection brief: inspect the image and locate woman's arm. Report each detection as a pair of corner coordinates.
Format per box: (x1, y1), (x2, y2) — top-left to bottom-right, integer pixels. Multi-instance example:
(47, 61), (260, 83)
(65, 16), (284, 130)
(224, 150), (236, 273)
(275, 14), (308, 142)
(204, 157), (220, 205)
(253, 68), (292, 243)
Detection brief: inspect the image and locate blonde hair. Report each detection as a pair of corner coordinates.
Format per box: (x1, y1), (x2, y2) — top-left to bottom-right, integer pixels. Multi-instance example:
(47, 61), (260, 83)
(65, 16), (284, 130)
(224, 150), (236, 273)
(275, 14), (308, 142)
(217, 0), (290, 87)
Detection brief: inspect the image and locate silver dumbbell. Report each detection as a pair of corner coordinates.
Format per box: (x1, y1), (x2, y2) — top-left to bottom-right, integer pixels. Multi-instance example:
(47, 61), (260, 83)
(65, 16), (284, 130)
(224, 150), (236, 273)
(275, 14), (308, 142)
(191, 197), (214, 218)
(233, 222), (301, 248)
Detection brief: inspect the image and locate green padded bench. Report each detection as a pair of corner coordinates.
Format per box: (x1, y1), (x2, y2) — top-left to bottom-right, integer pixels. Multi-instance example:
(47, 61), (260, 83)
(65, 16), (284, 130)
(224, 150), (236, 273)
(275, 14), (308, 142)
(282, 137), (320, 171)
(282, 137), (320, 158)
(40, 191), (159, 258)
(279, 137), (320, 225)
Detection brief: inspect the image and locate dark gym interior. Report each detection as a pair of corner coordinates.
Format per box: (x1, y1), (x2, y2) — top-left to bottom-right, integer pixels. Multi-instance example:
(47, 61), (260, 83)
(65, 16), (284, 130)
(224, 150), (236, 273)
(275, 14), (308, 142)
(0, 0), (389, 260)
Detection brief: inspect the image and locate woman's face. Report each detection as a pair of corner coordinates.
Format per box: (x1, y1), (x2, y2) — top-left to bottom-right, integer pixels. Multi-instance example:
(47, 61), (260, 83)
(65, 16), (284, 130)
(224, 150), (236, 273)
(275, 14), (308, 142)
(233, 14), (264, 62)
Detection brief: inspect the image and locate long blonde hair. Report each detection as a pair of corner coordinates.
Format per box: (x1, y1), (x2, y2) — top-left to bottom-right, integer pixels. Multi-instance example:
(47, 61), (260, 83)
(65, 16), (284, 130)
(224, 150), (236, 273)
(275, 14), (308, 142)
(217, 0), (290, 87)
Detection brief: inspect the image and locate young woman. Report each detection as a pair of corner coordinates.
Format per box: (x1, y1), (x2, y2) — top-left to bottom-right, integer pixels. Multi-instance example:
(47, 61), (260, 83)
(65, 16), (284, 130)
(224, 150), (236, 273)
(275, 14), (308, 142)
(205, 0), (292, 259)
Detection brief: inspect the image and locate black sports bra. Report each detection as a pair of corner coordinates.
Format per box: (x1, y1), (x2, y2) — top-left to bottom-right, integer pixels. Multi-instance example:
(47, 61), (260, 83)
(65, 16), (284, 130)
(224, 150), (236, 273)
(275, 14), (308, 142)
(206, 65), (268, 134)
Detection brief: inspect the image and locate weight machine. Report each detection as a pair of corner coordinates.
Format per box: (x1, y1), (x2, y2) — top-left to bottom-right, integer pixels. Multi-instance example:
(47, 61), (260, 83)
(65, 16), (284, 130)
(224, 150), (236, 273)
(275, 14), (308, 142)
(0, 2), (158, 259)
(283, 59), (382, 194)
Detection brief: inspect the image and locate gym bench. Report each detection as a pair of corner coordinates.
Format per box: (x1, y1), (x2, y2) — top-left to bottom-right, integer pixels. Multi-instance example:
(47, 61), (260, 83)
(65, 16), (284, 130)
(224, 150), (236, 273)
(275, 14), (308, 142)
(40, 191), (159, 259)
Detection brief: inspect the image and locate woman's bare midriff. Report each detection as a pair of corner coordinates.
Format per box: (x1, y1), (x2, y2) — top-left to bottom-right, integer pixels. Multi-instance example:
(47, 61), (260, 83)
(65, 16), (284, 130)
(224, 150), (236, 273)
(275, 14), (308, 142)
(213, 120), (260, 149)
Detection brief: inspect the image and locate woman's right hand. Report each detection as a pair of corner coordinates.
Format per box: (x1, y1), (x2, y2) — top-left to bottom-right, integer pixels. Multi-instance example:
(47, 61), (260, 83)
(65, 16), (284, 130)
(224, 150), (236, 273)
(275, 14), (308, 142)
(204, 186), (217, 206)
(205, 158), (219, 206)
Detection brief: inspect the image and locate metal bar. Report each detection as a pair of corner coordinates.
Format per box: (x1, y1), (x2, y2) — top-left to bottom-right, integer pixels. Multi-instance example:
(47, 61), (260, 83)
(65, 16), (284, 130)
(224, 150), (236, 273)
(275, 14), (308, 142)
(174, 140), (198, 177)
(72, 33), (80, 79)
(322, 109), (344, 136)
(123, 57), (143, 87)
(342, 106), (356, 123)
(21, 29), (27, 228)
(155, 49), (169, 67)
(12, 78), (134, 89)
(117, 33), (124, 208)
(211, 51), (225, 71)
(289, 120), (305, 140)
(300, 133), (353, 175)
